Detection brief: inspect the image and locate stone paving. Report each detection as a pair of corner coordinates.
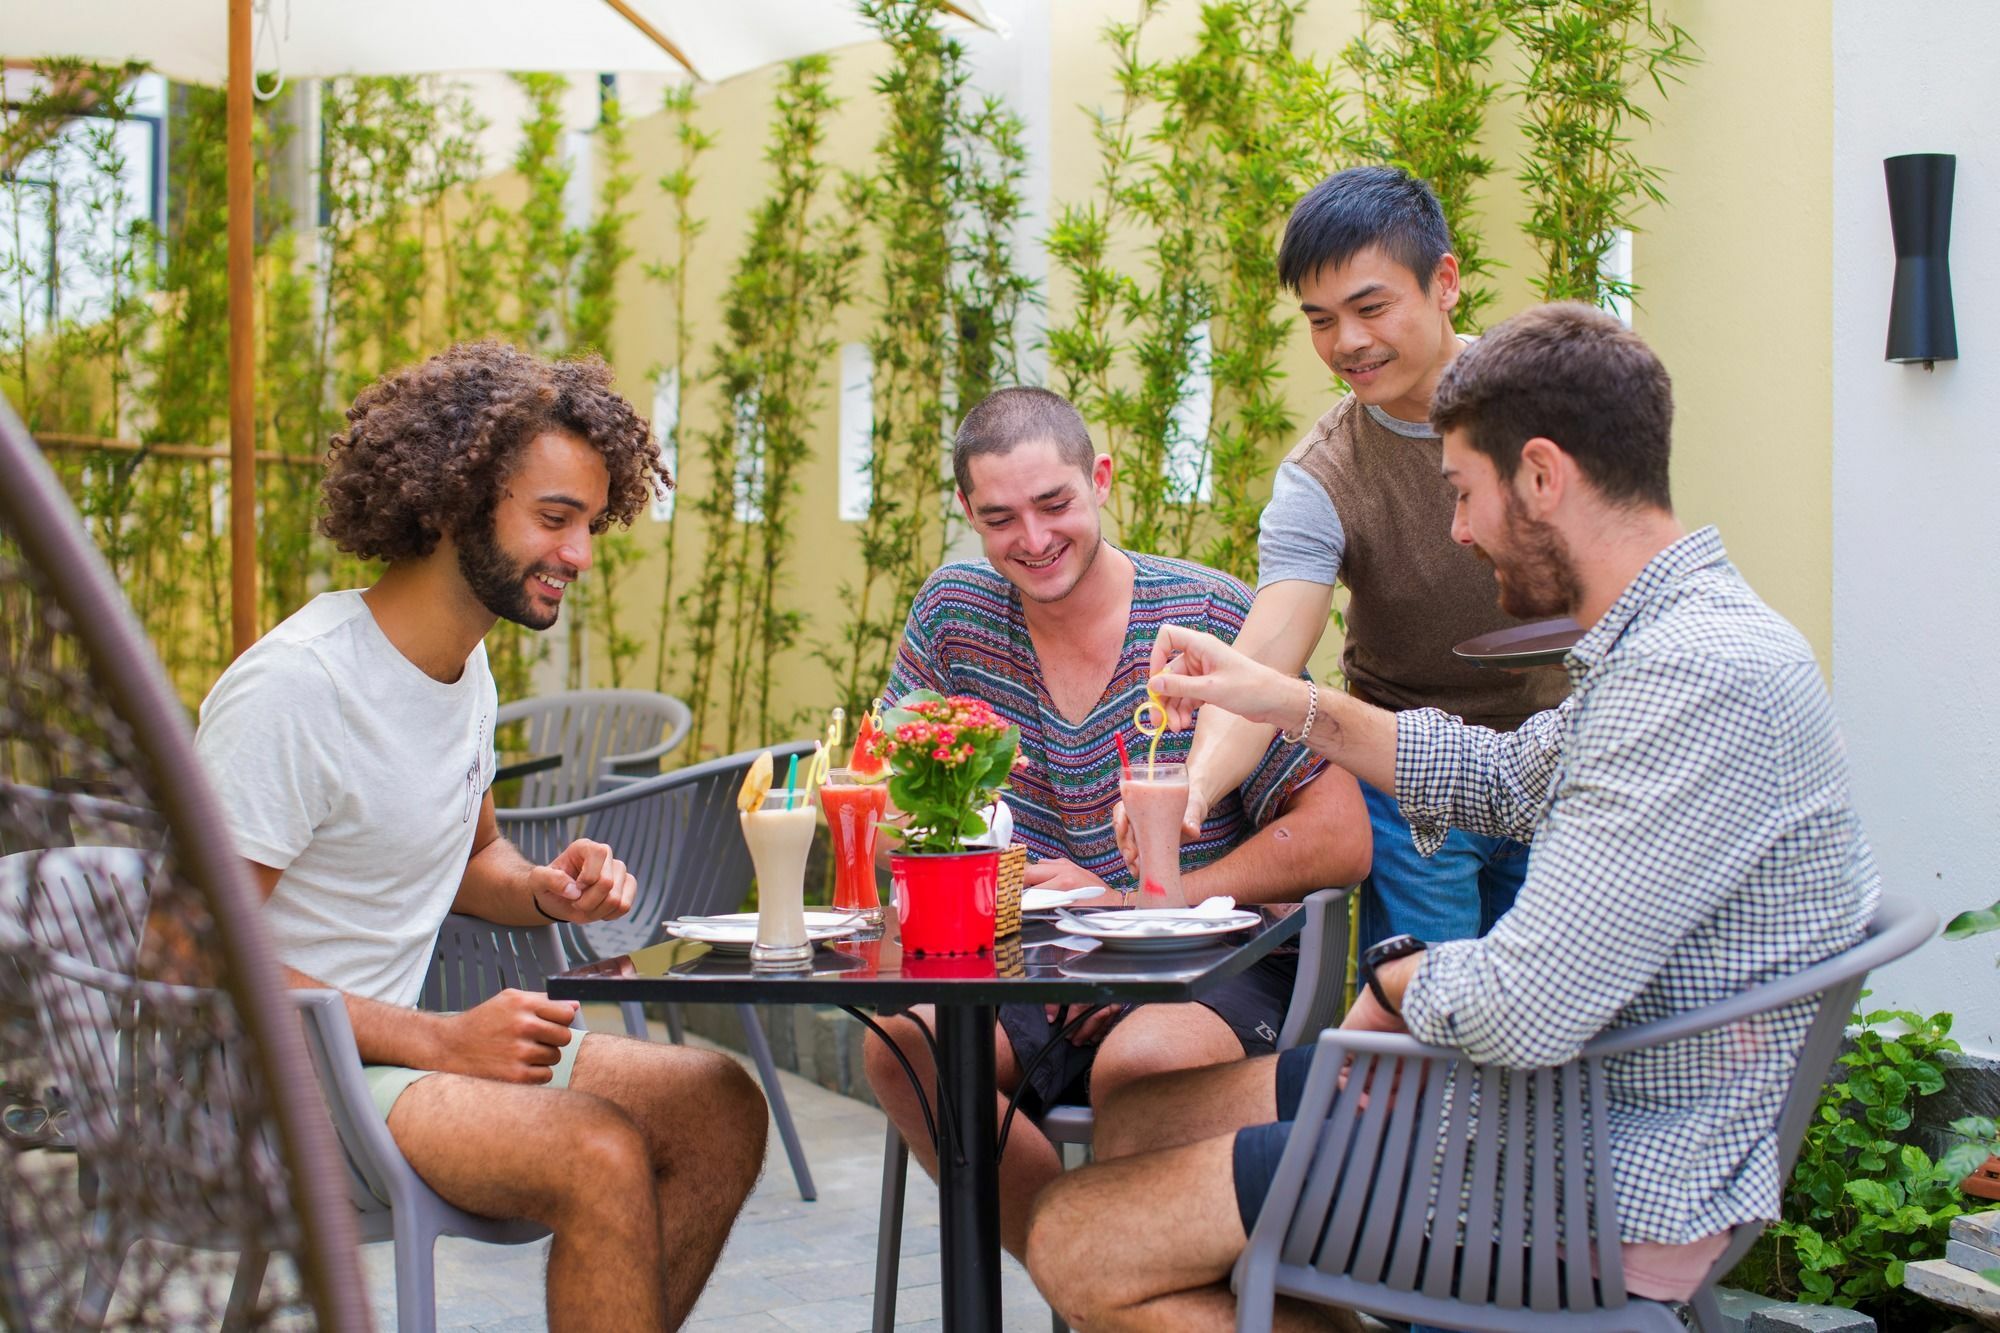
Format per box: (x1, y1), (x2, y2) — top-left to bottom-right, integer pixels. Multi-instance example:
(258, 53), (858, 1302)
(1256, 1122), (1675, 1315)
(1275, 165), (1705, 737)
(357, 1004), (1054, 1331)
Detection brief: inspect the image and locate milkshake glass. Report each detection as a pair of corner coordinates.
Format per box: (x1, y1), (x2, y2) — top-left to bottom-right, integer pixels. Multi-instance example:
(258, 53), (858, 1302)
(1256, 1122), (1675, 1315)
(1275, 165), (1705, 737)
(1119, 760), (1189, 907)
(819, 768), (886, 925)
(742, 789), (817, 967)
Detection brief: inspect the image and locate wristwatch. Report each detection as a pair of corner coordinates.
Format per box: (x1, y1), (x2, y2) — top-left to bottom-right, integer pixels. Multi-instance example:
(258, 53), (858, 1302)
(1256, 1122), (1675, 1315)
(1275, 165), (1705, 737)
(1360, 933), (1428, 1015)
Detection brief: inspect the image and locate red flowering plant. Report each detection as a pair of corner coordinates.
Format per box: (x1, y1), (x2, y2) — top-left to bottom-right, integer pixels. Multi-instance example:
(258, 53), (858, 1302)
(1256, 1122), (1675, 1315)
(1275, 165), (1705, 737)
(867, 690), (1022, 854)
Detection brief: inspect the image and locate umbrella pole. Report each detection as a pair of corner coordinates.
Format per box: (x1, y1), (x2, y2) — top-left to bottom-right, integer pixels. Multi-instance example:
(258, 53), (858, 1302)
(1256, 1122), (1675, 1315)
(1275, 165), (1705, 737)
(226, 0), (257, 658)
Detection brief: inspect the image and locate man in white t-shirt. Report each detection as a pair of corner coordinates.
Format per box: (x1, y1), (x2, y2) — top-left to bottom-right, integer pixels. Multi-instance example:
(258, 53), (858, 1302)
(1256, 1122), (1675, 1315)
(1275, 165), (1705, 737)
(196, 341), (764, 1331)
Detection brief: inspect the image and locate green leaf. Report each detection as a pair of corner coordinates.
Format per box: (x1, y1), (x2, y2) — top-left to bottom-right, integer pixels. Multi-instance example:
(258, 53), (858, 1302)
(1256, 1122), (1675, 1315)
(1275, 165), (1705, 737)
(1944, 899), (2000, 939)
(1845, 1179), (1896, 1212)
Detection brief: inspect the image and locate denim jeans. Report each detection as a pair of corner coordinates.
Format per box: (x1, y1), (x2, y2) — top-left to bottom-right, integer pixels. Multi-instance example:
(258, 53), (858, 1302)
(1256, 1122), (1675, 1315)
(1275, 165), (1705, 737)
(1355, 780), (1528, 952)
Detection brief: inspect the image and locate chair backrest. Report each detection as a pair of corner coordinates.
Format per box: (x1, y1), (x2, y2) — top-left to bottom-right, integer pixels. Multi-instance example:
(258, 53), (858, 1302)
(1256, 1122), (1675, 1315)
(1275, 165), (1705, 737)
(1277, 886), (1354, 1051)
(497, 740), (817, 966)
(419, 913), (571, 1011)
(495, 688), (694, 808)
(1240, 895), (1934, 1326)
(0, 402), (365, 1329)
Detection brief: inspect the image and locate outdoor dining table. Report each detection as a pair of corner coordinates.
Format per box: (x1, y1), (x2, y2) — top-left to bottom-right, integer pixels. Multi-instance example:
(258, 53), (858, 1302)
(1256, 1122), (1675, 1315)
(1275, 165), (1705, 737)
(547, 904), (1307, 1332)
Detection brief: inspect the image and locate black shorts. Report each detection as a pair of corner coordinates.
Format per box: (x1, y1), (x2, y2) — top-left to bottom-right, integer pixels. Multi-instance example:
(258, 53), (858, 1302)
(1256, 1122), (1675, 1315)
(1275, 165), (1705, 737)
(998, 951), (1297, 1120)
(1231, 1042), (1319, 1233)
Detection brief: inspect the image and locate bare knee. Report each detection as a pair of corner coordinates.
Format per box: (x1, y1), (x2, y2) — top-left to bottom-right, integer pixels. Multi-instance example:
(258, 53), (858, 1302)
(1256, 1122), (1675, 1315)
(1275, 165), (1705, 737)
(692, 1050), (767, 1185)
(862, 1015), (929, 1106)
(554, 1104), (657, 1226)
(1025, 1173), (1104, 1323)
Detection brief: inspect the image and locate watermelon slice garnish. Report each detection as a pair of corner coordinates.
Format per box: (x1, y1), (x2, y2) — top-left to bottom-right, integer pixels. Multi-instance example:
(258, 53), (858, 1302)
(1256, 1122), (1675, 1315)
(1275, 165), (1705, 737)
(850, 710), (890, 781)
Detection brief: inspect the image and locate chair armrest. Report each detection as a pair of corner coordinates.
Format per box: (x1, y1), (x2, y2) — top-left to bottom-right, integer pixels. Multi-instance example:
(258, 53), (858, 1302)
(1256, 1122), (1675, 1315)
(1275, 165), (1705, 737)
(600, 731), (690, 778)
(1277, 886), (1355, 1051)
(289, 989), (415, 1213)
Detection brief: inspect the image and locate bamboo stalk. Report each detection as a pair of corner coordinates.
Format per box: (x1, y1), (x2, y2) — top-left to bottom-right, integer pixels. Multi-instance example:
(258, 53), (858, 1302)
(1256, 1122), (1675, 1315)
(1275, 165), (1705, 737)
(227, 0), (257, 658)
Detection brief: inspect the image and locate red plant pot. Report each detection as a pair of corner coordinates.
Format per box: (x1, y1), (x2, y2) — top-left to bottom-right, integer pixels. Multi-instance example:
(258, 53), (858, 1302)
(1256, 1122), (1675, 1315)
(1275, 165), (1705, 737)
(892, 849), (1000, 956)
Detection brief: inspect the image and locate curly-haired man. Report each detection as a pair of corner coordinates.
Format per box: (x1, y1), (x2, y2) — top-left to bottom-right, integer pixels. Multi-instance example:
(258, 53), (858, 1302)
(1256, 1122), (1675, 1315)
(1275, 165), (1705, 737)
(196, 341), (766, 1330)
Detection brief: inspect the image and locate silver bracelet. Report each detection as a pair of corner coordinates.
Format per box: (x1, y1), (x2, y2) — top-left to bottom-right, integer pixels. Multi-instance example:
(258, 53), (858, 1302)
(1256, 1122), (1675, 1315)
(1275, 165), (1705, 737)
(1280, 679), (1318, 745)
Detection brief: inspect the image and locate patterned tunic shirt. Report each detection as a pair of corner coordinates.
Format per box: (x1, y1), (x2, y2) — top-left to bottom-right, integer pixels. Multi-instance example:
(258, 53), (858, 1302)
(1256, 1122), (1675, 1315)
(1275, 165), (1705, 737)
(884, 551), (1323, 891)
(1396, 526), (1880, 1243)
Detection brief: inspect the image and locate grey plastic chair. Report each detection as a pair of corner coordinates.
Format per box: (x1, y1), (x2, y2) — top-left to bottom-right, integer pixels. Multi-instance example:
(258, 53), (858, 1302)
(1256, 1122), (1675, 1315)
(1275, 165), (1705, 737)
(872, 885), (1354, 1333)
(293, 912), (576, 1333)
(496, 741), (820, 1202)
(1233, 894), (1936, 1333)
(495, 688), (693, 808)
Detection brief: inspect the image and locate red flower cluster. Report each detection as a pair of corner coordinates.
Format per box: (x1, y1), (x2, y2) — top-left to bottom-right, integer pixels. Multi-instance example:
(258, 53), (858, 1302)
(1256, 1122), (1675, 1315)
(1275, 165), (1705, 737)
(873, 696), (1009, 769)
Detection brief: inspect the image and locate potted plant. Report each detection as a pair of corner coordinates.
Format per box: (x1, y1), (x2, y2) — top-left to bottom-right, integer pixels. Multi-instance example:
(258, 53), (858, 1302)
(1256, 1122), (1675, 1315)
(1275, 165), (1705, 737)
(867, 690), (1021, 955)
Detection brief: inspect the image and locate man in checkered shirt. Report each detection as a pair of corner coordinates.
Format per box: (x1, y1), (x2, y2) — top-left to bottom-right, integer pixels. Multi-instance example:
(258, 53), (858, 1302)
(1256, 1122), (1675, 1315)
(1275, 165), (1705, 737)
(1023, 303), (1879, 1332)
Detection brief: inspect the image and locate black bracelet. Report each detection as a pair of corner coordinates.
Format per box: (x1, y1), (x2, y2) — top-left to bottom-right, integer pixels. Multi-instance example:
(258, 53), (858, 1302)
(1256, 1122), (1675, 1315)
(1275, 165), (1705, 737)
(532, 895), (564, 923)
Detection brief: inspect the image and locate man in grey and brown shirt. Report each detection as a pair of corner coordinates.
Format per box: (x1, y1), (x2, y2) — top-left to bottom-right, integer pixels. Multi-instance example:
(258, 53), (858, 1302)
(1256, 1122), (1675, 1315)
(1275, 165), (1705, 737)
(1178, 165), (1566, 953)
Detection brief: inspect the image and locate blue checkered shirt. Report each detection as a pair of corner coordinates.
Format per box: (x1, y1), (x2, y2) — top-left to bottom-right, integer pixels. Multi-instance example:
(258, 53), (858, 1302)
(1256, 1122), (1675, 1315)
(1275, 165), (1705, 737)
(1395, 526), (1879, 1244)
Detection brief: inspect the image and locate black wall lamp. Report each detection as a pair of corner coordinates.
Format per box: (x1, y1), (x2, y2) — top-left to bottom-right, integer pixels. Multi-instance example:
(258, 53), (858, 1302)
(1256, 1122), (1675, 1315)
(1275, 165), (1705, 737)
(1885, 153), (1957, 368)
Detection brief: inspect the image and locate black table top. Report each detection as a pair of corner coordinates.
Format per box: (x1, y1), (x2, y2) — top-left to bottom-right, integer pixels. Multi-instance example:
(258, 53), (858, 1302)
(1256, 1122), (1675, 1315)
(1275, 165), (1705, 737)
(547, 905), (1306, 1008)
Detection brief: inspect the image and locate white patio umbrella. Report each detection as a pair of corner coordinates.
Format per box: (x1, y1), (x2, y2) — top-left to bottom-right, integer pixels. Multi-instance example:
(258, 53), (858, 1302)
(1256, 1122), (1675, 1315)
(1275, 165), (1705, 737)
(12, 0), (1002, 655)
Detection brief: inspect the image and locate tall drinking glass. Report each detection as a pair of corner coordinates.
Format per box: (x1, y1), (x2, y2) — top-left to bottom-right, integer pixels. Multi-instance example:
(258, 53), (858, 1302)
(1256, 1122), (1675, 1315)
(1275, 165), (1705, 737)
(819, 768), (886, 926)
(742, 789), (816, 967)
(1119, 760), (1189, 907)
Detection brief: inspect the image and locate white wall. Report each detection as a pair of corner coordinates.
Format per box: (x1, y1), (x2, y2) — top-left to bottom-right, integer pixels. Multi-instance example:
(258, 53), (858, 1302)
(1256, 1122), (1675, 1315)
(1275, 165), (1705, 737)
(1831, 0), (2000, 1050)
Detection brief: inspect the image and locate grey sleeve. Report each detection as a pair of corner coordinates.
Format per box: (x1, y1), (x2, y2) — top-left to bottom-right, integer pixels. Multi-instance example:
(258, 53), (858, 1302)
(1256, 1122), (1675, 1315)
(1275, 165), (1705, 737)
(1255, 461), (1344, 590)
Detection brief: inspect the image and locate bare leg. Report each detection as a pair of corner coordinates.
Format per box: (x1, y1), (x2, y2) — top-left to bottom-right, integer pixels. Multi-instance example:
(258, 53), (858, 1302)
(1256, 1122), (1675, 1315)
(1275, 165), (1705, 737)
(389, 1072), (665, 1331)
(568, 1034), (768, 1326)
(1093, 1050), (1282, 1161)
(1025, 1136), (1358, 1333)
(387, 1033), (765, 1331)
(860, 1005), (1059, 1259)
(1086, 1003), (1247, 1108)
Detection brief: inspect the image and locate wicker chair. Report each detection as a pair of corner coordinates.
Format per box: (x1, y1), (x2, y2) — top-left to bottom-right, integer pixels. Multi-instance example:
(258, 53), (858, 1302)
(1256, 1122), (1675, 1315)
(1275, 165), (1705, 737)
(0, 400), (364, 1328)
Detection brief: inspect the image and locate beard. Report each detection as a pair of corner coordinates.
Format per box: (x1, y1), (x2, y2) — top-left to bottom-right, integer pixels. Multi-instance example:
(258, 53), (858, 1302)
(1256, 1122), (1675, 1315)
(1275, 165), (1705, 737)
(1473, 496), (1581, 620)
(456, 519), (569, 631)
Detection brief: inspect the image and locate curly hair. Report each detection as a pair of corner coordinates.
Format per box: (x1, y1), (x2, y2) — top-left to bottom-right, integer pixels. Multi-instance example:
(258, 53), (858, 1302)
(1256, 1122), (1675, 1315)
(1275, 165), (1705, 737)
(319, 340), (671, 562)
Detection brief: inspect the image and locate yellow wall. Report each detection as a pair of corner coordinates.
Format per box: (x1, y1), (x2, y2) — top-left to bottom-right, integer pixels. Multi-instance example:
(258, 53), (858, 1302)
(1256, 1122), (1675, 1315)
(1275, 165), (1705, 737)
(589, 0), (1836, 753)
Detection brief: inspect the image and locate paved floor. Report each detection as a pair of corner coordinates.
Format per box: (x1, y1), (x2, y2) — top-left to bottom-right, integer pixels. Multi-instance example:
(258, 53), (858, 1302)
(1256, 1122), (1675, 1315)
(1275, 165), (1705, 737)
(358, 1004), (1054, 1331)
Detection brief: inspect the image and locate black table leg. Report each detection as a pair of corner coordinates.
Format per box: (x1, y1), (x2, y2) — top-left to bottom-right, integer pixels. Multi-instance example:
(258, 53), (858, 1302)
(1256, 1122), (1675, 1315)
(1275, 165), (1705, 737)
(933, 1001), (1001, 1332)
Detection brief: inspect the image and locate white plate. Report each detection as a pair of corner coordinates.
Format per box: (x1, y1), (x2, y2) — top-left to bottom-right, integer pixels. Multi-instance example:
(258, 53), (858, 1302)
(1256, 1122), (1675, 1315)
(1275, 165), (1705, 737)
(1052, 908), (1260, 952)
(665, 912), (861, 954)
(1020, 886), (1107, 913)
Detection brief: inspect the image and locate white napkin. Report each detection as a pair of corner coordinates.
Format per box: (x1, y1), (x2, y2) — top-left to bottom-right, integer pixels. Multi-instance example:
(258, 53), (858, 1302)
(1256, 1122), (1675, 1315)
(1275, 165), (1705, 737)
(966, 799), (1014, 849)
(1186, 895), (1239, 918)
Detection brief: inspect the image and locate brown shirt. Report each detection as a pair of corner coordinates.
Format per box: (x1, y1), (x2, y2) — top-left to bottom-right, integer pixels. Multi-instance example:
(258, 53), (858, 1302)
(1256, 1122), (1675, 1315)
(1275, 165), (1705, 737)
(1269, 396), (1569, 731)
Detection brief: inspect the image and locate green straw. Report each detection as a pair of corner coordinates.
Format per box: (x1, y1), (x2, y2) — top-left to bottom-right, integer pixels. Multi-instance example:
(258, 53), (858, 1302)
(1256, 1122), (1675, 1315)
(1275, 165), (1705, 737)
(783, 753), (800, 809)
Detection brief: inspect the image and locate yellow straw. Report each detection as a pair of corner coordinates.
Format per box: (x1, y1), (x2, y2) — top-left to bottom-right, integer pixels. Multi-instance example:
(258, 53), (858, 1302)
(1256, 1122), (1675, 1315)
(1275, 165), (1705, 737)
(1133, 688), (1167, 773)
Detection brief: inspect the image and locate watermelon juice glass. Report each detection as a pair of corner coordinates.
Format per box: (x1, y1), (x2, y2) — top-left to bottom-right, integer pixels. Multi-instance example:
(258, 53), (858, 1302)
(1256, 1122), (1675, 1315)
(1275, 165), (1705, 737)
(820, 767), (887, 925)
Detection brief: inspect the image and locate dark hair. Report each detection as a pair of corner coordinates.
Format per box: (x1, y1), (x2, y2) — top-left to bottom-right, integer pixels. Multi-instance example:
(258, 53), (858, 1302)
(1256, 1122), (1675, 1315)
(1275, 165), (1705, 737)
(319, 340), (669, 562)
(1277, 165), (1453, 295)
(951, 387), (1095, 497)
(1431, 303), (1674, 510)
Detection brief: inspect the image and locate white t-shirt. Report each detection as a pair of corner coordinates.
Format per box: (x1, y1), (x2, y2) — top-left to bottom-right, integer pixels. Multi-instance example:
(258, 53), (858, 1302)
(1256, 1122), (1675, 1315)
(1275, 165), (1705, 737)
(195, 590), (496, 1007)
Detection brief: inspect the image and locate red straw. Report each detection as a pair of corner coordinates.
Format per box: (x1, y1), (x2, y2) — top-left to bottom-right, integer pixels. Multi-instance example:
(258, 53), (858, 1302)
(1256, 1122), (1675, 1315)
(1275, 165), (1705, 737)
(1115, 730), (1131, 776)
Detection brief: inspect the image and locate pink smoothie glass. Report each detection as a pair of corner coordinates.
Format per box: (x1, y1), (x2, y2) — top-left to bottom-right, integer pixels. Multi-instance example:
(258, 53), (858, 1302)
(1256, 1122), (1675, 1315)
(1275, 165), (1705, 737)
(1119, 759), (1189, 906)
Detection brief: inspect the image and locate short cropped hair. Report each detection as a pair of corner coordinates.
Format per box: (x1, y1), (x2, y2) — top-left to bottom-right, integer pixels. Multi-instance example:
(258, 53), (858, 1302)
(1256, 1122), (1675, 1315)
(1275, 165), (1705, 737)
(1277, 165), (1453, 295)
(1430, 303), (1674, 510)
(951, 387), (1095, 497)
(320, 340), (669, 562)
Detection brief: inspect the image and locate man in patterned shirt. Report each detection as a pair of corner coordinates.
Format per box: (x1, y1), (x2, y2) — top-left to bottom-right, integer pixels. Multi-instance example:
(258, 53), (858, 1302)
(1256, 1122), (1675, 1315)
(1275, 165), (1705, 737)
(1024, 305), (1878, 1330)
(861, 386), (1372, 1260)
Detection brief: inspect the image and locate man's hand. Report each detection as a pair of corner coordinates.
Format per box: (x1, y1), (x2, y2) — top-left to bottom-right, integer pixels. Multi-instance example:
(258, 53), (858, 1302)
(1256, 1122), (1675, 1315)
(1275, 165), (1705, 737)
(1047, 1002), (1131, 1046)
(1339, 986), (1409, 1035)
(529, 838), (636, 924)
(1148, 625), (1310, 735)
(437, 989), (578, 1082)
(1022, 857), (1115, 898)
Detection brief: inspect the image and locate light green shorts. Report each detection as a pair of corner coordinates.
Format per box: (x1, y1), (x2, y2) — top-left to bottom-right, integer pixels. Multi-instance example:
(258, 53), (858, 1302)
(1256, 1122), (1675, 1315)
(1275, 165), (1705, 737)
(363, 1028), (584, 1120)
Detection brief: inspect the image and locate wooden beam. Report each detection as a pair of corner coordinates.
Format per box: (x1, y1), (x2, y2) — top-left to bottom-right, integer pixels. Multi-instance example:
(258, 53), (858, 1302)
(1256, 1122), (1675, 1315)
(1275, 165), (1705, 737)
(227, 0), (257, 658)
(33, 431), (321, 468)
(598, 0), (703, 79)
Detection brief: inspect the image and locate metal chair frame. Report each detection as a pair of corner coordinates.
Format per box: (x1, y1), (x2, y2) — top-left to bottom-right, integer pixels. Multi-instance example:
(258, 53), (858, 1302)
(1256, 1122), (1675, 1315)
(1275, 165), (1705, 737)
(871, 885), (1355, 1333)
